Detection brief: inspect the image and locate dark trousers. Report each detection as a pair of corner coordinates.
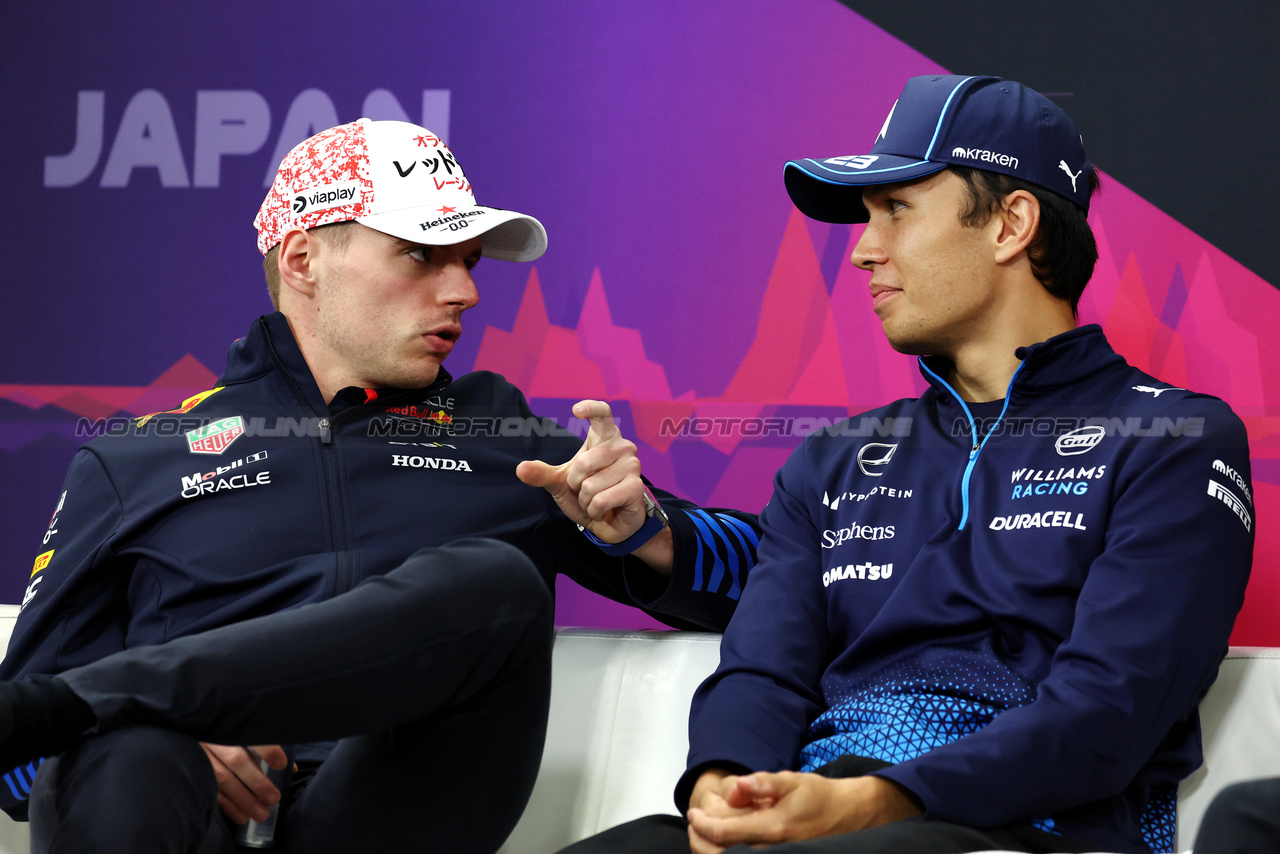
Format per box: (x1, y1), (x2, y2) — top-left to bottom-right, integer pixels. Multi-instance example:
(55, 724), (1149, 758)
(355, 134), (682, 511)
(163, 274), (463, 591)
(28, 538), (554, 854)
(560, 757), (1092, 854)
(1192, 776), (1280, 854)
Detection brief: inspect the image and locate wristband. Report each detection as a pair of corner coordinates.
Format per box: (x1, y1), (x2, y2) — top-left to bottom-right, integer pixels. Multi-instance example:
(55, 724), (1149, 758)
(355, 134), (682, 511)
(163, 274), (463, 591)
(581, 513), (668, 556)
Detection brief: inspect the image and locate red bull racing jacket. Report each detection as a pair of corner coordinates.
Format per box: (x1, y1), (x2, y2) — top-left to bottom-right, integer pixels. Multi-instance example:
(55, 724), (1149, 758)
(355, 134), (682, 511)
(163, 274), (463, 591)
(679, 325), (1253, 854)
(1, 312), (760, 809)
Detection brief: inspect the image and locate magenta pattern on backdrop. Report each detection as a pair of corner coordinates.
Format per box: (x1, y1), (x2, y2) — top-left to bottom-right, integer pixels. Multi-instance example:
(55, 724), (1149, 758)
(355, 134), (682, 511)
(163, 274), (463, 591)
(2, 1), (1276, 641)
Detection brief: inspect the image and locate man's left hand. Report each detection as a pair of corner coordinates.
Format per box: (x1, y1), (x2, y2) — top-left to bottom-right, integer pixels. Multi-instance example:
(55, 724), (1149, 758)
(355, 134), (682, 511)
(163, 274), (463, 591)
(685, 771), (922, 853)
(517, 400), (672, 573)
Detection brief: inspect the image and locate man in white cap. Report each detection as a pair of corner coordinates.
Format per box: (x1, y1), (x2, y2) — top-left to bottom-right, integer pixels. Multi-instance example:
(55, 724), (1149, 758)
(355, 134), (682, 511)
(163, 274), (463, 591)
(0, 119), (759, 854)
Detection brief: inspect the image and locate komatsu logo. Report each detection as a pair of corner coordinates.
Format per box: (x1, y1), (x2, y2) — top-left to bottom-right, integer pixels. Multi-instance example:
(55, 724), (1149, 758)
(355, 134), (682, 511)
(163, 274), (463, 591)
(823, 562), (893, 587)
(950, 146), (1019, 170)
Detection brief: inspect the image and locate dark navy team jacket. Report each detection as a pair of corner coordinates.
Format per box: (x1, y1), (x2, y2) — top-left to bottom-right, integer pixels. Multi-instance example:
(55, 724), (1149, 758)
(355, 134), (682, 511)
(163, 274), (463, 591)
(1, 312), (759, 810)
(681, 325), (1253, 854)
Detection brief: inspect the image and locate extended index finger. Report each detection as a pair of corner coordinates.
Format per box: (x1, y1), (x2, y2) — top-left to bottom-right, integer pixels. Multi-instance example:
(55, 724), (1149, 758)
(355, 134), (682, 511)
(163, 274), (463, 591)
(572, 399), (618, 444)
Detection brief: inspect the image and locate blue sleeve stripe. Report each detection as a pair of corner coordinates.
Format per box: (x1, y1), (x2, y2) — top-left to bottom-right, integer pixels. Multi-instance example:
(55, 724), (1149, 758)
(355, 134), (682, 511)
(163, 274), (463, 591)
(690, 509), (744, 600)
(682, 509), (710, 592)
(710, 514), (751, 600)
(685, 510), (722, 592)
(4, 772), (22, 801)
(716, 513), (760, 550)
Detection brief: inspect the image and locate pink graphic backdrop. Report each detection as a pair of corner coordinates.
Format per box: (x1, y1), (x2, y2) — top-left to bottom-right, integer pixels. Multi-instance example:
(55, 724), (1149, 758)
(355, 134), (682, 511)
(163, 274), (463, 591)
(2, 0), (1276, 643)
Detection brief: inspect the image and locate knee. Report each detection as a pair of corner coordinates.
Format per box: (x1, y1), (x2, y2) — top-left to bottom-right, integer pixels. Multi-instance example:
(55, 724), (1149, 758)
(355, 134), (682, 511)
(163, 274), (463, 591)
(31, 726), (216, 841)
(403, 538), (553, 627)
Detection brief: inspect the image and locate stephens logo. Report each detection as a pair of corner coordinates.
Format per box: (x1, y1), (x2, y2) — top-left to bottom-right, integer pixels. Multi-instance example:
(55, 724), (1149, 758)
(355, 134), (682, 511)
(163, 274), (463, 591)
(186, 416), (245, 455)
(821, 522), (895, 548)
(857, 443), (897, 477)
(291, 181), (361, 215)
(823, 561), (893, 587)
(1055, 425), (1104, 456)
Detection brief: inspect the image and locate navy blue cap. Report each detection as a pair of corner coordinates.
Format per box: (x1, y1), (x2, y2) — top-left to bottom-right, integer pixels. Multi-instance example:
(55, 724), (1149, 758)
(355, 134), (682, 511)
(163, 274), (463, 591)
(784, 75), (1093, 223)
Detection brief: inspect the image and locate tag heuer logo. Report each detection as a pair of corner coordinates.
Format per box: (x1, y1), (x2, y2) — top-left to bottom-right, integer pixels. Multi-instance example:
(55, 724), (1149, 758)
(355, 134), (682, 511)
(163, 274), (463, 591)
(186, 417), (245, 455)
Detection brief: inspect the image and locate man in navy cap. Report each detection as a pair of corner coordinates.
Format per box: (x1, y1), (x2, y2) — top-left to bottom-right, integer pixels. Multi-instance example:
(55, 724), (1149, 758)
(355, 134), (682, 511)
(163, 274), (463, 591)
(562, 75), (1253, 854)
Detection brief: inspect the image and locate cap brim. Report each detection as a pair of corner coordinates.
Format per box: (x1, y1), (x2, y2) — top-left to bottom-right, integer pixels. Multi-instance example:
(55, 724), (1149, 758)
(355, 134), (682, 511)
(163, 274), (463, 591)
(783, 156), (947, 223)
(358, 205), (548, 262)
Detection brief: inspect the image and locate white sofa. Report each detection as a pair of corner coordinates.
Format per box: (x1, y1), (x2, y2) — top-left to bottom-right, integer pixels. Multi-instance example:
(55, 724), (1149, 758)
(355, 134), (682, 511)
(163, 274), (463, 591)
(0, 609), (1275, 853)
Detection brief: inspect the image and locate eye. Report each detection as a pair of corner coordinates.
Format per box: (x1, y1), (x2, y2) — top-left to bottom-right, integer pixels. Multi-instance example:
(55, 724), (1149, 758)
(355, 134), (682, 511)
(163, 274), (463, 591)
(407, 246), (432, 263)
(887, 198), (907, 214)
(465, 254), (481, 271)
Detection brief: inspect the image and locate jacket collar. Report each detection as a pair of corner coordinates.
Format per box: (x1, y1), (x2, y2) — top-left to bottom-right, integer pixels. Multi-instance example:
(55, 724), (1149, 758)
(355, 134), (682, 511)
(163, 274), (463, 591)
(918, 324), (1126, 402)
(218, 312), (454, 414)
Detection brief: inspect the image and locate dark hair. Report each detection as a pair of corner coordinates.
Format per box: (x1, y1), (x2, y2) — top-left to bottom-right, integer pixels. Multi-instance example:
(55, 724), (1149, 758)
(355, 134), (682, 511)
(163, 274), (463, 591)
(949, 166), (1101, 314)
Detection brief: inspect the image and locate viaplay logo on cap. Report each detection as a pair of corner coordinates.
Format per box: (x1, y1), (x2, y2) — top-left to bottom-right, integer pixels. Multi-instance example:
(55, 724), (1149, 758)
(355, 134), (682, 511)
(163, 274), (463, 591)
(187, 417), (246, 455)
(291, 181), (362, 216)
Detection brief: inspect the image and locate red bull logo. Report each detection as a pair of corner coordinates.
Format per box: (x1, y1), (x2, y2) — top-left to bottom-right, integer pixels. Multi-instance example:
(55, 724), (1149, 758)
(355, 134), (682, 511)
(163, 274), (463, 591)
(428, 410), (453, 426)
(186, 416), (245, 455)
(136, 387), (225, 428)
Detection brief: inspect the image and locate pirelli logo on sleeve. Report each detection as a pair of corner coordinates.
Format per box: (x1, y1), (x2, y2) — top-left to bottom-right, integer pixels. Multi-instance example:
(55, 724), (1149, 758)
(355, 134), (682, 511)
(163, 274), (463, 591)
(23, 550), (54, 611)
(31, 550), (54, 577)
(1208, 479), (1252, 532)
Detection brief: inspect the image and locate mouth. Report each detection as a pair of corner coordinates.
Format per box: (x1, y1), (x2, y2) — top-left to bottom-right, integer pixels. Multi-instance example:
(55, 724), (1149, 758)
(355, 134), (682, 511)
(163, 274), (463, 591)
(869, 283), (901, 311)
(422, 324), (462, 354)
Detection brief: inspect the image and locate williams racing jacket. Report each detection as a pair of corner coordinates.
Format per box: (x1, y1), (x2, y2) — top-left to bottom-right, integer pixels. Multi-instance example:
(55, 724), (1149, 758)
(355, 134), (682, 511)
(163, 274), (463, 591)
(2, 312), (760, 808)
(680, 325), (1253, 854)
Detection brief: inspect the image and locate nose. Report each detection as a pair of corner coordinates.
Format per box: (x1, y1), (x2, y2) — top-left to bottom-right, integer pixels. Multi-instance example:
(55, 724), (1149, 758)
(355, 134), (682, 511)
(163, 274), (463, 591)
(445, 265), (480, 309)
(439, 245), (481, 309)
(850, 223), (885, 271)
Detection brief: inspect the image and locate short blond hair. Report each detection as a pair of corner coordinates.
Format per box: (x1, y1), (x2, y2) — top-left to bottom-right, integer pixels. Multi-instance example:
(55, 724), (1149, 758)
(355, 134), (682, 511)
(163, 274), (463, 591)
(262, 222), (356, 309)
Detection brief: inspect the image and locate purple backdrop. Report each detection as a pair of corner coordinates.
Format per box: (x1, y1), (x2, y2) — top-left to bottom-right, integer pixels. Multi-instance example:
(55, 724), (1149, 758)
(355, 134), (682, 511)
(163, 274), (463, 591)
(3, 1), (1278, 639)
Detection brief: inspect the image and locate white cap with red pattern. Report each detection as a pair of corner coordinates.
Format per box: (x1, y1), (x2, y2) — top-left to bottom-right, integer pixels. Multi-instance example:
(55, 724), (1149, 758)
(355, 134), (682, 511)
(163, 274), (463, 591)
(254, 119), (547, 262)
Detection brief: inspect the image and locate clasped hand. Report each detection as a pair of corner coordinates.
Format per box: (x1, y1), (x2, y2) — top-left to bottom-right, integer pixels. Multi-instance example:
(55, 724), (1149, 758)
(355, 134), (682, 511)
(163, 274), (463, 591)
(686, 769), (922, 853)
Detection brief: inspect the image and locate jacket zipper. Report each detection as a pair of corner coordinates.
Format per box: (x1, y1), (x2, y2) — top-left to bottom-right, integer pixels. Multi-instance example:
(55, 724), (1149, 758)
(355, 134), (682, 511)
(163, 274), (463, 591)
(316, 416), (352, 595)
(918, 359), (1025, 531)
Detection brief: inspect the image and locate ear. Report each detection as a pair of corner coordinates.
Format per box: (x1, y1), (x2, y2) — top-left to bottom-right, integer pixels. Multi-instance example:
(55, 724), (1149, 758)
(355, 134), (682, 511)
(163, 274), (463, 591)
(278, 228), (319, 299)
(991, 189), (1040, 265)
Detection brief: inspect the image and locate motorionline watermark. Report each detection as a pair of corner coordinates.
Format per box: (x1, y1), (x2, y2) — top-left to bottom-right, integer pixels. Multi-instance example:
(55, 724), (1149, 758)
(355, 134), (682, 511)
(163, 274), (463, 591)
(658, 416), (912, 439)
(74, 415), (602, 440)
(950, 415), (1206, 439)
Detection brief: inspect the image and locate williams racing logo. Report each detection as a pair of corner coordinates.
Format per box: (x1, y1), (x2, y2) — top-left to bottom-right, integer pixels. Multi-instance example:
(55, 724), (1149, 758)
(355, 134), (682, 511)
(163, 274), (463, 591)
(181, 451), (270, 499)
